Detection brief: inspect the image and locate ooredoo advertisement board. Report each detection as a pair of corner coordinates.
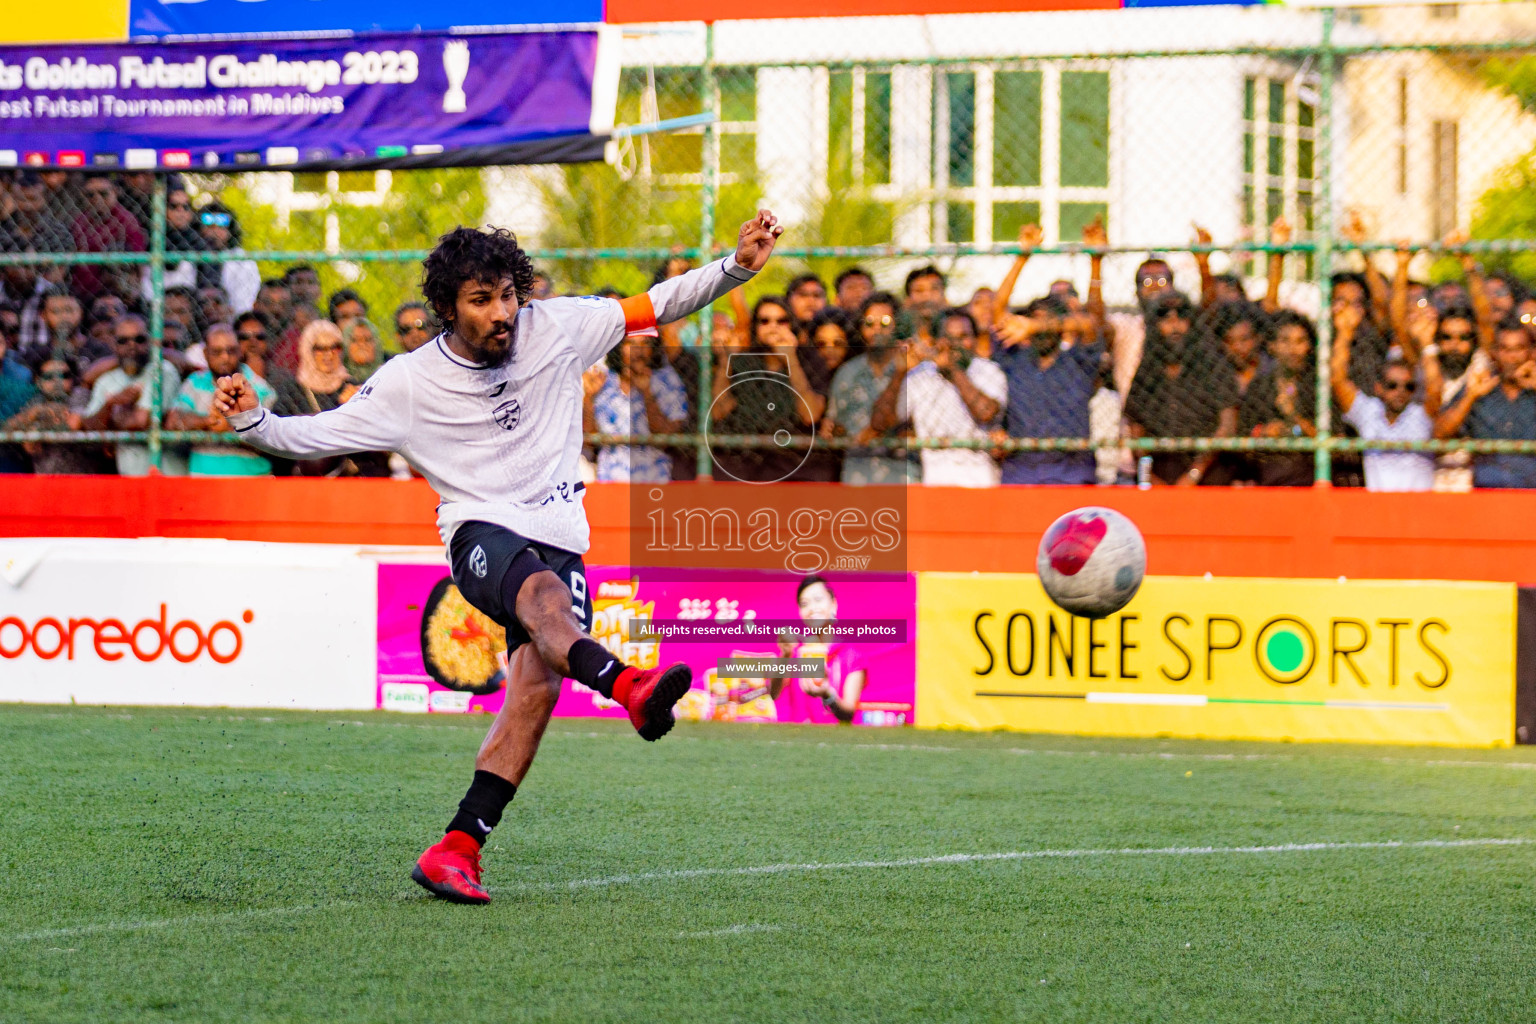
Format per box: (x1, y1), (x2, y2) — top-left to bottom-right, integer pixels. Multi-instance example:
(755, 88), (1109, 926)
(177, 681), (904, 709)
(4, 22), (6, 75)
(0, 538), (376, 709)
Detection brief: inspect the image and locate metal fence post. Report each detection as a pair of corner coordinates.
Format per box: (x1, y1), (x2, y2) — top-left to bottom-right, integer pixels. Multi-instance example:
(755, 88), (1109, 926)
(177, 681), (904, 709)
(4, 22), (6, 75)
(148, 175), (167, 472)
(1313, 6), (1337, 486)
(697, 20), (719, 481)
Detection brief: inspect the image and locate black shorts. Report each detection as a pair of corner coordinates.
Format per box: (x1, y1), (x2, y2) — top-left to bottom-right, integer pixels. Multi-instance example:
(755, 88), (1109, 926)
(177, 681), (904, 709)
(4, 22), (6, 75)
(448, 521), (593, 653)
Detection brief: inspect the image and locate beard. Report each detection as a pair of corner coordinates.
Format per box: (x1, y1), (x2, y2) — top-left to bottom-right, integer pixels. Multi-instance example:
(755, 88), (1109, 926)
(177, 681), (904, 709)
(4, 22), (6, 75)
(1439, 350), (1472, 378)
(460, 319), (515, 364)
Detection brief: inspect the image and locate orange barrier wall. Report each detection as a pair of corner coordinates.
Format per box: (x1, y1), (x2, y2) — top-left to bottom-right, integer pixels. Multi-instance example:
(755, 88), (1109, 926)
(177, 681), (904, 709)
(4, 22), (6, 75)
(2, 476), (1534, 583)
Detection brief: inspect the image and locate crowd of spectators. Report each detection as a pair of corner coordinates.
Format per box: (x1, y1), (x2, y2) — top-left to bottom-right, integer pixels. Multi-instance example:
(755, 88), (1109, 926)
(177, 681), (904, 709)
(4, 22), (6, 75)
(0, 169), (437, 478)
(4, 167), (1535, 491)
(578, 214), (1536, 492)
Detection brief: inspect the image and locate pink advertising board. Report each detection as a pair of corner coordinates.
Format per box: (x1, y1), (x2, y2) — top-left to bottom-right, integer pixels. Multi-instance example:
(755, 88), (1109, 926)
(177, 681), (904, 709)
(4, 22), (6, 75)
(378, 563), (916, 726)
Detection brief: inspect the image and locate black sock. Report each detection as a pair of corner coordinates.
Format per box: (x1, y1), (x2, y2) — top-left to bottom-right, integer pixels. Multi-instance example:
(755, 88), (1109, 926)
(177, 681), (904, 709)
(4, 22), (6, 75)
(567, 638), (623, 699)
(446, 769), (517, 847)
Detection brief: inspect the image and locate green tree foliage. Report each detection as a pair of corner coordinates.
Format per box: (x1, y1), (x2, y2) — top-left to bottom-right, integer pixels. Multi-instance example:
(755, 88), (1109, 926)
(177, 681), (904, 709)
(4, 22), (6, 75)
(528, 160), (688, 296)
(1481, 56), (1536, 115)
(203, 168), (486, 338)
(1468, 57), (1536, 280)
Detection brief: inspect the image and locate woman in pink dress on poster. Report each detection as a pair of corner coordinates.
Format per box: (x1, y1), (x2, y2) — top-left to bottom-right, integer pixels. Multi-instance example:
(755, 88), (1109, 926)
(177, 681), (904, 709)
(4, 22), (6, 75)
(770, 575), (867, 725)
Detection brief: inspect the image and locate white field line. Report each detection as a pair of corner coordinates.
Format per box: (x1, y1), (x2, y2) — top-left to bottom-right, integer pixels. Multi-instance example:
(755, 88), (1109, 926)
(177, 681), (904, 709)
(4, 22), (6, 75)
(509, 836), (1534, 893)
(2, 901), (356, 945)
(4, 838), (1529, 946)
(677, 923), (785, 938)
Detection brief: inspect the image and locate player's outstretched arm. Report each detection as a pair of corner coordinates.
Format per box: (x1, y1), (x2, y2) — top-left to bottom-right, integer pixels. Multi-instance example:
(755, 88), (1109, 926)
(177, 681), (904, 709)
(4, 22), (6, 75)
(555, 211), (784, 369)
(648, 210), (783, 327)
(215, 366), (413, 459)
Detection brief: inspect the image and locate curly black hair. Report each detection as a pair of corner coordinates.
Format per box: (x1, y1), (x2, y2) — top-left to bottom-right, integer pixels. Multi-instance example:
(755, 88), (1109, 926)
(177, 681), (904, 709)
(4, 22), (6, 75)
(421, 226), (535, 332)
(1198, 299), (1271, 347)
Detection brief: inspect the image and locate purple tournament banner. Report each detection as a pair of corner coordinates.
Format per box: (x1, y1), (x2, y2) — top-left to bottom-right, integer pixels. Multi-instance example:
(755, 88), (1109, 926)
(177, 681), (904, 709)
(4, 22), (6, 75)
(129, 0), (605, 38)
(378, 563), (917, 726)
(0, 32), (607, 170)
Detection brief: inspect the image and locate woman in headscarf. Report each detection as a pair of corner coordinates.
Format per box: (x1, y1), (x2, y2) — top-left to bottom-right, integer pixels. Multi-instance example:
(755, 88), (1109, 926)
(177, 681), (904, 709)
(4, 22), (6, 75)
(291, 318), (384, 477)
(294, 319), (356, 413)
(297, 316), (390, 475)
(339, 316), (386, 383)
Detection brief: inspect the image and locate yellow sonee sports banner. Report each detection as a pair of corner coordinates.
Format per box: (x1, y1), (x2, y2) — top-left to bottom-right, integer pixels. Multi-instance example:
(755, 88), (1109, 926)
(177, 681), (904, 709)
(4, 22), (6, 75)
(917, 574), (1515, 747)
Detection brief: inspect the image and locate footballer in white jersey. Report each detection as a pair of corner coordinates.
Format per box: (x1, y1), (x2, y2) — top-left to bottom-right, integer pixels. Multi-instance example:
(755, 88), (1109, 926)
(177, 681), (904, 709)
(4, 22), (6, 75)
(214, 211), (783, 904)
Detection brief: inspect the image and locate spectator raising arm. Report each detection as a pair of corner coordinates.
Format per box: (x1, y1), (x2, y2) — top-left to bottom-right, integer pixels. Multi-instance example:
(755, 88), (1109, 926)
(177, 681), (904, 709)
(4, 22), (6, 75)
(991, 223), (1043, 326)
(1082, 217), (1109, 343)
(1418, 334), (1451, 420)
(1263, 217), (1289, 314)
(1389, 240), (1424, 358)
(1450, 230), (1498, 354)
(1330, 302), (1361, 413)
(1341, 211), (1392, 330)
(1432, 365), (1498, 439)
(1193, 223), (1218, 308)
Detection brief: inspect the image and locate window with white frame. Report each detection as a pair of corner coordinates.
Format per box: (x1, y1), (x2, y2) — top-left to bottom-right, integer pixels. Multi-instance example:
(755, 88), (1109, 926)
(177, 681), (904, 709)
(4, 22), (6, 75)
(828, 67), (893, 190)
(1241, 73), (1317, 274)
(934, 65), (1111, 245)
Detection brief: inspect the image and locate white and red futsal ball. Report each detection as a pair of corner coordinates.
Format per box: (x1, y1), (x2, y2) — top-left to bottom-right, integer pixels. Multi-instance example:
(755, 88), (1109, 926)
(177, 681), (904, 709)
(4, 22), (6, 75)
(1036, 507), (1146, 619)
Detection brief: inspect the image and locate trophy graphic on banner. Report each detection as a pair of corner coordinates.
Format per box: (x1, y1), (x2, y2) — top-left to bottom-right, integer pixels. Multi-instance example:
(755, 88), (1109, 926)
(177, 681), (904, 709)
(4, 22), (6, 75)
(442, 40), (470, 114)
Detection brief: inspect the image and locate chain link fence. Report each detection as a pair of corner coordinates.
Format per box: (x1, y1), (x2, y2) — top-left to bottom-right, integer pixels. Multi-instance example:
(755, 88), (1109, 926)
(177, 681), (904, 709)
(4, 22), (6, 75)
(5, 3), (1536, 488)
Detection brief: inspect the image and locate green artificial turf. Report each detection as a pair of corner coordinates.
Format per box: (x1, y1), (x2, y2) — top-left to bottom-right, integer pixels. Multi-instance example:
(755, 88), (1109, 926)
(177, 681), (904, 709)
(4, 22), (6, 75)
(2, 704), (1534, 1023)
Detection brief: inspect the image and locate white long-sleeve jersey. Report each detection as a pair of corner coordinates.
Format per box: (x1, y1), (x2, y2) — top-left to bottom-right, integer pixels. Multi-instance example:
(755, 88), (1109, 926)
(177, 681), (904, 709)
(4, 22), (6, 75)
(227, 256), (756, 553)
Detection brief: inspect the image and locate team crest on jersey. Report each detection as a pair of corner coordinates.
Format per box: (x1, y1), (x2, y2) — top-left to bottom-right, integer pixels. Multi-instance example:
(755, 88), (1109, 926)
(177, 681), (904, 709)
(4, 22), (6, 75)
(493, 398), (521, 431)
(469, 545), (488, 578)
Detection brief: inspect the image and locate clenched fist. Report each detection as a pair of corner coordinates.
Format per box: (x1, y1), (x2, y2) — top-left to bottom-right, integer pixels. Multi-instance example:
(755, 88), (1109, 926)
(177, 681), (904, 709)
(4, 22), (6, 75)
(213, 373), (259, 417)
(733, 209), (783, 273)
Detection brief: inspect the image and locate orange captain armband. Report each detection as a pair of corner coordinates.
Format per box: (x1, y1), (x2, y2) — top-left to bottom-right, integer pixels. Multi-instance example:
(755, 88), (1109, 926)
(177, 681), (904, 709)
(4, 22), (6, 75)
(619, 293), (657, 335)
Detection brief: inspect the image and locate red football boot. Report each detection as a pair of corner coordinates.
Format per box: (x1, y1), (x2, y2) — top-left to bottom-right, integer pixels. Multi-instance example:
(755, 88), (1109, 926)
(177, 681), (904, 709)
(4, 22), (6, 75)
(611, 663), (692, 741)
(411, 830), (490, 904)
